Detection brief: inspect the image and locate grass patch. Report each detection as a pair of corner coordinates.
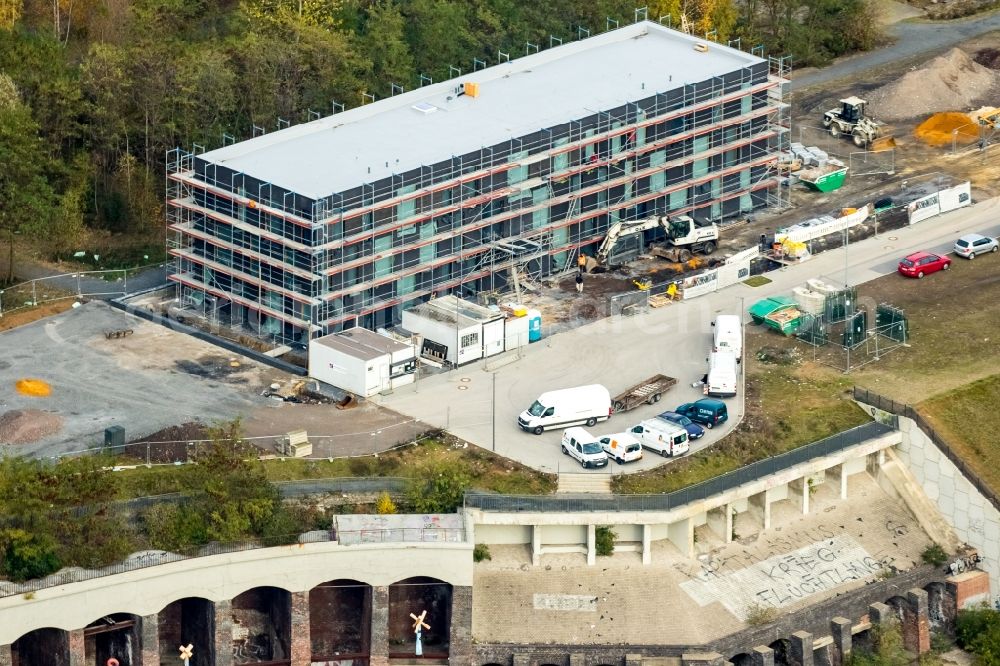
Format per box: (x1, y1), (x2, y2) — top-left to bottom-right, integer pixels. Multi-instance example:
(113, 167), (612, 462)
(918, 374), (1000, 497)
(743, 275), (772, 287)
(114, 438), (557, 499)
(613, 351), (868, 494)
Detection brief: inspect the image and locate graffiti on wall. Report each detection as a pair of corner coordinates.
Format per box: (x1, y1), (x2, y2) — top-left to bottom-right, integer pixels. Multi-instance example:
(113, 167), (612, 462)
(680, 535), (891, 620)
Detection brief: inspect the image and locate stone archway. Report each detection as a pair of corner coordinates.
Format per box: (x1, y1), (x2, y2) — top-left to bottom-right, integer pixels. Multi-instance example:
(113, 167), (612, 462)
(12, 627), (70, 666)
(309, 579), (372, 662)
(157, 597), (213, 666)
(230, 586), (292, 664)
(388, 576), (452, 659)
(84, 613), (142, 666)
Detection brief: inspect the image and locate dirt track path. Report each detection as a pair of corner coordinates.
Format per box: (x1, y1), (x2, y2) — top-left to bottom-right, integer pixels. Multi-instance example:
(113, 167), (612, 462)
(791, 11), (1000, 92)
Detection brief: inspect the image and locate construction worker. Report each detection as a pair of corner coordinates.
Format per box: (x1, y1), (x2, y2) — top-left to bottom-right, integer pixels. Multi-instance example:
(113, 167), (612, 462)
(575, 272), (584, 293)
(577, 254), (587, 271)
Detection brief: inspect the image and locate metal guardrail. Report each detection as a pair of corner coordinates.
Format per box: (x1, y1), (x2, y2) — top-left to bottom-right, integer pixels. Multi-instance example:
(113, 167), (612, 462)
(853, 386), (1000, 512)
(465, 420), (897, 512)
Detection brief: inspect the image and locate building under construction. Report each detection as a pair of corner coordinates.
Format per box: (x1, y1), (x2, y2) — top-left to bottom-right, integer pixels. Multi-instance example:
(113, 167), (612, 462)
(166, 20), (790, 345)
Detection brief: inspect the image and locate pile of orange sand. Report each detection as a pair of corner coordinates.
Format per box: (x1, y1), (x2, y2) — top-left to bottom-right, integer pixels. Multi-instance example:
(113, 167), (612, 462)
(15, 378), (52, 397)
(914, 112), (979, 147)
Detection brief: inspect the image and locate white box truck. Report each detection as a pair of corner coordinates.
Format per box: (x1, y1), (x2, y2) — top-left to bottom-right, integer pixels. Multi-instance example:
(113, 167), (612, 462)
(712, 314), (742, 360)
(517, 384), (612, 435)
(705, 350), (738, 398)
(629, 419), (689, 457)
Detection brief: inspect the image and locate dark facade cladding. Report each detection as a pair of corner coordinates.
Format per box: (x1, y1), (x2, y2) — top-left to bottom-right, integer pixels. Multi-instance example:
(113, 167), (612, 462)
(166, 55), (785, 345)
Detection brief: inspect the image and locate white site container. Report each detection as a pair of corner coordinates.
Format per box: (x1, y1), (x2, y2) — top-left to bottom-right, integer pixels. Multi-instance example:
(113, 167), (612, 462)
(309, 327), (416, 397)
(402, 295), (506, 366)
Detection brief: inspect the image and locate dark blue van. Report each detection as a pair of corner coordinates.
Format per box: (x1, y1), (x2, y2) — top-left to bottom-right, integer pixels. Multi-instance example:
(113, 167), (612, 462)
(675, 398), (729, 429)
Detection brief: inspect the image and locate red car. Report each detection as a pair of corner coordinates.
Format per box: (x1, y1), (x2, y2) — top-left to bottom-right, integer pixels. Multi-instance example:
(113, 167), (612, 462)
(898, 251), (950, 279)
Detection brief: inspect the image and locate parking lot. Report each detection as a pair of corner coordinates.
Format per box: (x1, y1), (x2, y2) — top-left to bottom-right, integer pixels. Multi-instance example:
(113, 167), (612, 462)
(379, 195), (1000, 475)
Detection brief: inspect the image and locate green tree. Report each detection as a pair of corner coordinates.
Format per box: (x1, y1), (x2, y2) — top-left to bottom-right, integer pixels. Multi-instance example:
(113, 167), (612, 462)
(402, 0), (475, 79)
(362, 0), (414, 97)
(0, 77), (56, 282)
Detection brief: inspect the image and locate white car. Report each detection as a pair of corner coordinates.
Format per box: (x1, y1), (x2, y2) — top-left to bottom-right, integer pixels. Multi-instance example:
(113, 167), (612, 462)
(561, 427), (609, 469)
(598, 432), (643, 464)
(954, 233), (998, 259)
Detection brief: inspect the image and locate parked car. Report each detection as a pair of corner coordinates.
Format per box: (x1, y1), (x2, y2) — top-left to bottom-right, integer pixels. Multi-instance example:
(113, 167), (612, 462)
(598, 432), (644, 464)
(658, 411), (705, 440)
(675, 399), (729, 429)
(560, 427), (609, 469)
(954, 234), (999, 259)
(898, 251), (950, 279)
(518, 385), (612, 435)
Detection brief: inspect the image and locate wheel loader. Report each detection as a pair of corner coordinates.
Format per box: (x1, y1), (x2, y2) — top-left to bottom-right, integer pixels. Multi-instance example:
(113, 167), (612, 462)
(822, 97), (894, 150)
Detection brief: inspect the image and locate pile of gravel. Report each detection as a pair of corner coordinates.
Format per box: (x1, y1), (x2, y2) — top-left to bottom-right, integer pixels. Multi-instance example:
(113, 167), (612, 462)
(868, 48), (1000, 121)
(0, 409), (63, 444)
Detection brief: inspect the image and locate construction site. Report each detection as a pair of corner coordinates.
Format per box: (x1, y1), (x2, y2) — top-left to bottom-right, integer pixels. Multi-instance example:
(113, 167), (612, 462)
(160, 19), (792, 348)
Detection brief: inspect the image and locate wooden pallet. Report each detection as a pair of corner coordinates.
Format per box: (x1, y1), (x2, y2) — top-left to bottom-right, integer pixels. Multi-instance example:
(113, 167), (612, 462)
(648, 294), (673, 308)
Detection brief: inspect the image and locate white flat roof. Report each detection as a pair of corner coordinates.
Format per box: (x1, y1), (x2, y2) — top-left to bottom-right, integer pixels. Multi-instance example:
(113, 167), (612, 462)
(405, 295), (504, 328)
(200, 21), (763, 200)
(311, 327), (411, 360)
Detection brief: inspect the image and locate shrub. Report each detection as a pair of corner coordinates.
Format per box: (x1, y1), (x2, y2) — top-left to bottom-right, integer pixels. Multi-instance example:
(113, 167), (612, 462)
(921, 543), (947, 567)
(745, 602), (779, 626)
(141, 503), (209, 553)
(956, 606), (1000, 666)
(375, 491), (397, 514)
(0, 529), (61, 582)
(594, 526), (616, 556)
(405, 461), (471, 513)
(473, 544), (491, 562)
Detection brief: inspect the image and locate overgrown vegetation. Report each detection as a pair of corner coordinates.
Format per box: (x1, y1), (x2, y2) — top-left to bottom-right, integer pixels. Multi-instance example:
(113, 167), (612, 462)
(0, 0), (881, 278)
(744, 602), (779, 626)
(0, 426), (556, 581)
(594, 526), (616, 556)
(473, 544), (492, 563)
(848, 622), (914, 666)
(921, 543), (947, 567)
(956, 606), (1000, 666)
(918, 374), (1000, 500)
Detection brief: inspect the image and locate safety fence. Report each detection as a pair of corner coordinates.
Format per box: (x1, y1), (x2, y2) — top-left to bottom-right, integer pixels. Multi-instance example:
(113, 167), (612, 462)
(0, 265), (164, 318)
(853, 386), (1000, 512)
(465, 420), (896, 512)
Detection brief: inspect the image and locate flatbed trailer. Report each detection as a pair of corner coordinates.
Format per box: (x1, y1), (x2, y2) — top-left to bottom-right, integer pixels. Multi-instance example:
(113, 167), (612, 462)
(612, 374), (677, 413)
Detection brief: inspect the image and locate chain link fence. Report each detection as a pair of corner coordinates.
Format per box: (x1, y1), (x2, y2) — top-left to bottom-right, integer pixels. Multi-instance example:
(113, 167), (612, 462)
(465, 420), (896, 512)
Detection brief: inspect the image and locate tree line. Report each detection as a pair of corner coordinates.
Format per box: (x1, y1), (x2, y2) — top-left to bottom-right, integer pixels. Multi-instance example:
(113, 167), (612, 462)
(0, 0), (881, 280)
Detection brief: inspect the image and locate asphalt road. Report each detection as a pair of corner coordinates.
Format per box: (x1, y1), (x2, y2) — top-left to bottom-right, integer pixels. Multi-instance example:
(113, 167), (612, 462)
(377, 195), (1000, 475)
(791, 10), (1000, 92)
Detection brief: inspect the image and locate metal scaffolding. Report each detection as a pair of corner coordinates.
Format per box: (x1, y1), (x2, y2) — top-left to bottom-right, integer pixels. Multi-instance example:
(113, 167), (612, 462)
(165, 29), (791, 346)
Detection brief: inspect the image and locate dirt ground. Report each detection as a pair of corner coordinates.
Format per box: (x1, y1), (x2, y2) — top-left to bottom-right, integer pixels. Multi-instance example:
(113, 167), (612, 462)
(0, 299), (77, 332)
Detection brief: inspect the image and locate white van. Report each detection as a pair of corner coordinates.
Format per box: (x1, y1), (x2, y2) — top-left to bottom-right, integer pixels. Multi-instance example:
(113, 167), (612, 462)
(629, 419), (689, 457)
(518, 384), (612, 435)
(561, 427), (610, 469)
(712, 314), (743, 360)
(705, 350), (738, 398)
(598, 432), (644, 464)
